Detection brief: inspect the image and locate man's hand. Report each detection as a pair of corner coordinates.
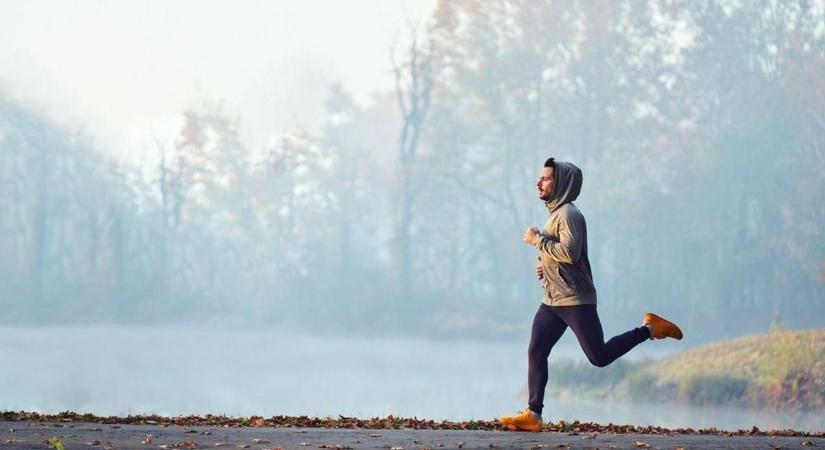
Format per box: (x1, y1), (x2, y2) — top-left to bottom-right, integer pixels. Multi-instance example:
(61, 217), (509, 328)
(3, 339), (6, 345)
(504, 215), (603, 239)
(522, 226), (541, 245)
(535, 263), (544, 280)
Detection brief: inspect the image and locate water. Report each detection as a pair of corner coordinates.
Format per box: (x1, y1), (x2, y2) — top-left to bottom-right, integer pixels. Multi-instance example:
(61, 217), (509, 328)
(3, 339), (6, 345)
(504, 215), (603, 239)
(1, 326), (822, 432)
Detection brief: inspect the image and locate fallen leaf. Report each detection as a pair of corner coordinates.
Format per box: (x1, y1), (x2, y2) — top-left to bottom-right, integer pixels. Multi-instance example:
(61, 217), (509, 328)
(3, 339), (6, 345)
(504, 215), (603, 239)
(369, 434), (382, 438)
(49, 438), (66, 450)
(252, 439), (270, 444)
(634, 441), (651, 449)
(802, 441), (814, 447)
(250, 418), (265, 427)
(87, 440), (101, 446)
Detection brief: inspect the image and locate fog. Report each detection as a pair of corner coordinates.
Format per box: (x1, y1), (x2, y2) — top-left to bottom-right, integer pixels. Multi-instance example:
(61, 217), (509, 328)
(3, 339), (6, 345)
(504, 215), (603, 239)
(1, 0), (824, 430)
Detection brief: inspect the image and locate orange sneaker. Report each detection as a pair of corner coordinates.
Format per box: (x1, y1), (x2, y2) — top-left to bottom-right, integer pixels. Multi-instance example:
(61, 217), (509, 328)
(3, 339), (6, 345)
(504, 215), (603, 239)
(644, 313), (683, 340)
(499, 409), (542, 432)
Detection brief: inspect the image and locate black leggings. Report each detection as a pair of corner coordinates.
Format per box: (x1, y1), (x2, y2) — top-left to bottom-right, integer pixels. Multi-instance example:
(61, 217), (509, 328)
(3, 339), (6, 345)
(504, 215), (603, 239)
(527, 304), (650, 415)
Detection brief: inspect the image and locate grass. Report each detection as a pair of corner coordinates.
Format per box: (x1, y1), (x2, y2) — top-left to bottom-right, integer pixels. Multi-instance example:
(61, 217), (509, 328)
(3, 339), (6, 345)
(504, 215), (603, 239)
(621, 328), (825, 410)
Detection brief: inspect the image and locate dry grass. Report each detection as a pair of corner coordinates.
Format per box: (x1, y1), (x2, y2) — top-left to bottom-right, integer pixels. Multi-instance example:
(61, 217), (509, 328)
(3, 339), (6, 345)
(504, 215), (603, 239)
(623, 328), (825, 410)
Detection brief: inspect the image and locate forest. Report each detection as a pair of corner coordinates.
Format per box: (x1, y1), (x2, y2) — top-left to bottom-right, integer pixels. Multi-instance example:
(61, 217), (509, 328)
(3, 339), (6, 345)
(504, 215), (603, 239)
(1, 0), (823, 342)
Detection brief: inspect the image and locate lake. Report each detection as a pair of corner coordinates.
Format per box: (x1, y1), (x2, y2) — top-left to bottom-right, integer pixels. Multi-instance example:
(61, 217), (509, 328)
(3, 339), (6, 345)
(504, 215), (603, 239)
(1, 326), (822, 432)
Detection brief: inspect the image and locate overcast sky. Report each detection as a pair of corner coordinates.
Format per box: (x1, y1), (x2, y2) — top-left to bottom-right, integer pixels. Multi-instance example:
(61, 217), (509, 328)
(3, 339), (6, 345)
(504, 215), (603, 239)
(0, 0), (436, 165)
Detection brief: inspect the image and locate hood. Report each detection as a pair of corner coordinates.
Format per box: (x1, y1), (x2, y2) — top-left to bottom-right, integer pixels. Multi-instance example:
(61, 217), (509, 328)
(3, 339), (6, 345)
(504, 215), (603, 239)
(545, 160), (583, 212)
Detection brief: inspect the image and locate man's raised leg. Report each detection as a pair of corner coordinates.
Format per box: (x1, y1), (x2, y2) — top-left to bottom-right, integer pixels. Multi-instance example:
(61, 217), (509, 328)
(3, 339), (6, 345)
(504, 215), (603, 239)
(553, 305), (650, 367)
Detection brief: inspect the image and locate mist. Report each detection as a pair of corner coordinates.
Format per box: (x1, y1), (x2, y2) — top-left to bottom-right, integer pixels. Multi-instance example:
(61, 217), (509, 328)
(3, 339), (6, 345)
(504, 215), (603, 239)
(1, 0), (824, 430)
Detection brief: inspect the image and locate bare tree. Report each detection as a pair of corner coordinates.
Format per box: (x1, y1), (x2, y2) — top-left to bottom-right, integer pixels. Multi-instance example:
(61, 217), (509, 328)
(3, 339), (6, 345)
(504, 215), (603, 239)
(391, 22), (438, 302)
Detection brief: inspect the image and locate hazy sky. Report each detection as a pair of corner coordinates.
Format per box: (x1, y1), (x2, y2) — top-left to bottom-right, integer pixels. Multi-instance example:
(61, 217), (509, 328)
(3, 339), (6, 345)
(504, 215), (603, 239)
(0, 0), (436, 165)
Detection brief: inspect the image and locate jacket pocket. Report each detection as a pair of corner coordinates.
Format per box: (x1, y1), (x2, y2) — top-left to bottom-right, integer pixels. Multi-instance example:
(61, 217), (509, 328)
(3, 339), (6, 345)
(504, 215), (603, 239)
(557, 265), (578, 291)
(542, 260), (576, 299)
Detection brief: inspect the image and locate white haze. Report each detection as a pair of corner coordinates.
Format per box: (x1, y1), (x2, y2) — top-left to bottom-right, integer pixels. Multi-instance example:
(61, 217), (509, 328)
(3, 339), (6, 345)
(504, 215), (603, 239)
(2, 326), (823, 431)
(1, 0), (824, 431)
(0, 0), (436, 165)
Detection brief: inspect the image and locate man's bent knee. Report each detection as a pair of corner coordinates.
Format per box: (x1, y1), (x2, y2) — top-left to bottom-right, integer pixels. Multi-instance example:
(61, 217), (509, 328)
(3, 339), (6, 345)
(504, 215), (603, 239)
(587, 355), (611, 368)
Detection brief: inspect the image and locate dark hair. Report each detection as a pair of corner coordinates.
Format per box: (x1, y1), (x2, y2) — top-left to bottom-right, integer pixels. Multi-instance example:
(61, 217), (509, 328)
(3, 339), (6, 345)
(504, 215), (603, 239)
(544, 157), (555, 168)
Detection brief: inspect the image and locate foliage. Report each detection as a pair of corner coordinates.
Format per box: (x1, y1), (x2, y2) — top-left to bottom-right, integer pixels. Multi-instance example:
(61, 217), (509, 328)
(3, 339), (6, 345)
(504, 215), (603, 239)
(620, 329), (825, 410)
(550, 358), (646, 390)
(0, 0), (824, 339)
(3, 410), (824, 437)
(48, 437), (66, 450)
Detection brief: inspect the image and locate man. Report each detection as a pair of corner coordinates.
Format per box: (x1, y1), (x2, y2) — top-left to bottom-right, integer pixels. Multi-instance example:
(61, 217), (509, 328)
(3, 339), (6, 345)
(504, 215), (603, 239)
(499, 158), (683, 432)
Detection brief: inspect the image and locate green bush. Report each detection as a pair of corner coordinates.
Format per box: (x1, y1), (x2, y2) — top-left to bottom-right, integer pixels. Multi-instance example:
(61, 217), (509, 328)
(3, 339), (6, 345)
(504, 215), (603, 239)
(624, 371), (665, 402)
(550, 358), (646, 389)
(678, 374), (750, 406)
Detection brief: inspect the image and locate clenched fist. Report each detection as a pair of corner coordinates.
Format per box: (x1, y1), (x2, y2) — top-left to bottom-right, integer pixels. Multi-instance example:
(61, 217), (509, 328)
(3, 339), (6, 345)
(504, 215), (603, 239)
(522, 226), (541, 245)
(535, 263), (544, 280)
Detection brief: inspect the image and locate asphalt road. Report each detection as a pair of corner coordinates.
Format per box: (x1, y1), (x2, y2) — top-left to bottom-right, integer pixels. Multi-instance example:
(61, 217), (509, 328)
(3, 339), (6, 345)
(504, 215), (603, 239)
(3, 421), (824, 450)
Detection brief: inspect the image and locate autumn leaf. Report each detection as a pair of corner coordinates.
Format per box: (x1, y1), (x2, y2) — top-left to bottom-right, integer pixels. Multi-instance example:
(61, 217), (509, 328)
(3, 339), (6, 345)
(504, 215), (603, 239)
(49, 436), (66, 450)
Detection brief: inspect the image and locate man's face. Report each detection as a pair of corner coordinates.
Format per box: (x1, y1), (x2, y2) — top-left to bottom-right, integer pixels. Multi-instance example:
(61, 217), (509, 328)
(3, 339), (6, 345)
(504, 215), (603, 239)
(536, 166), (554, 201)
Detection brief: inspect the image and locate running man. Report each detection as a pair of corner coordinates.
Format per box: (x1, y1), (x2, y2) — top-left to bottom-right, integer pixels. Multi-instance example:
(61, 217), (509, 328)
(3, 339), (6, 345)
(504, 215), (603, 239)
(500, 158), (683, 432)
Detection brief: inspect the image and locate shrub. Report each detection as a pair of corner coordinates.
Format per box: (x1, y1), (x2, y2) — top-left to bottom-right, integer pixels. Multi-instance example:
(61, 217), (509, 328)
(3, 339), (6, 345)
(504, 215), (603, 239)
(677, 374), (750, 406)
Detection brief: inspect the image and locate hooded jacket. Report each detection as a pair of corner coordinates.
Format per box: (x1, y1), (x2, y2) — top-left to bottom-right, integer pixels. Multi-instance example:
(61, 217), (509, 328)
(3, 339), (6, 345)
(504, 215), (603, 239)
(531, 161), (597, 306)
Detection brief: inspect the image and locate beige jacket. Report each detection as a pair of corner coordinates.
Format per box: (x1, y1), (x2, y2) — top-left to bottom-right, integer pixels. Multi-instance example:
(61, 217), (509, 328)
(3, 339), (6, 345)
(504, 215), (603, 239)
(531, 161), (597, 306)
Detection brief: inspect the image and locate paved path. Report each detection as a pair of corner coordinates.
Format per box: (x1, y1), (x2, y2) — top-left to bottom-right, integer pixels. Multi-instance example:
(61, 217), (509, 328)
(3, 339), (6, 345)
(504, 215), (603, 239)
(3, 421), (823, 450)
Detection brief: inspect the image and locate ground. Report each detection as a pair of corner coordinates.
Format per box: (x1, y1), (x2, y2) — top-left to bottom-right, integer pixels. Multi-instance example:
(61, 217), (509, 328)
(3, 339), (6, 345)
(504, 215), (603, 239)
(3, 420), (824, 450)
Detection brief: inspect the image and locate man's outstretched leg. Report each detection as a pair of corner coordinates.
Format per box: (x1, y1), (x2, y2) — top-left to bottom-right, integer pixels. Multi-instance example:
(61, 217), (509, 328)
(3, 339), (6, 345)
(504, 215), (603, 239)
(500, 304), (567, 432)
(554, 305), (682, 368)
